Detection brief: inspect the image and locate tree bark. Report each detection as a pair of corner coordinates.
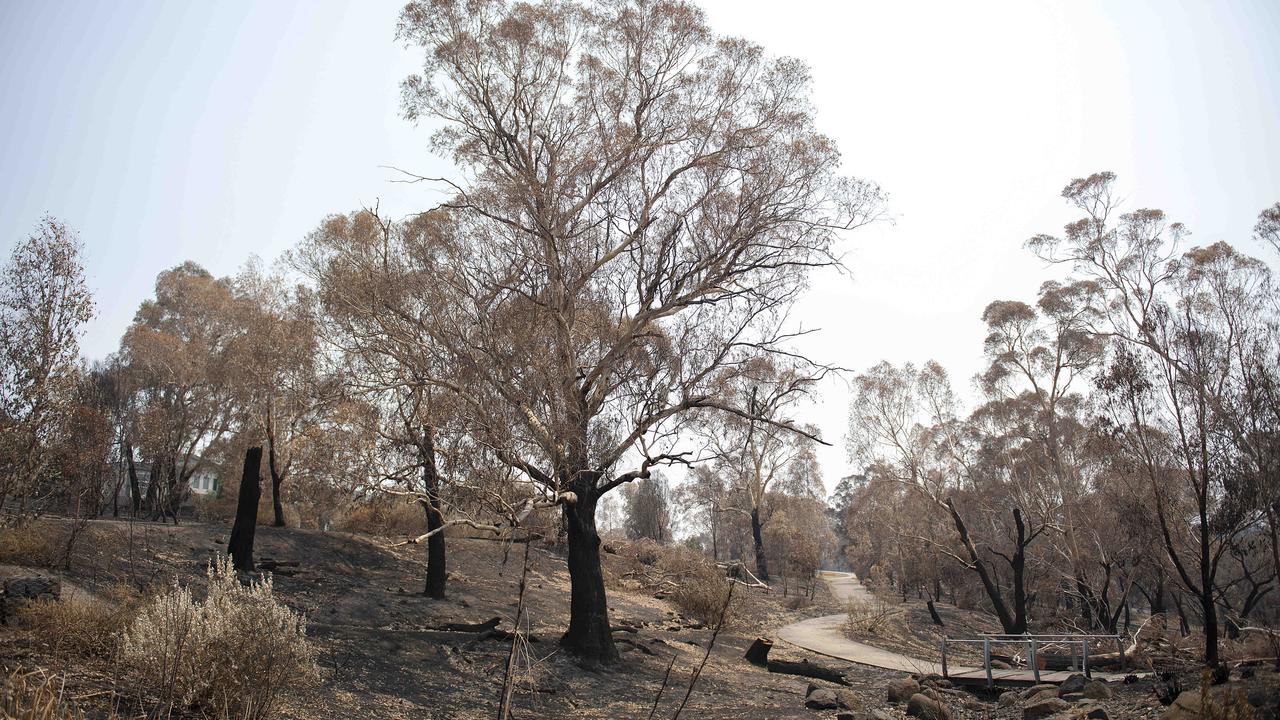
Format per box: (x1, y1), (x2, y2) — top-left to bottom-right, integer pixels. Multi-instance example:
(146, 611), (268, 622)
(266, 406), (287, 527)
(228, 447), (262, 572)
(750, 506), (770, 582)
(560, 477), (619, 666)
(421, 426), (446, 599)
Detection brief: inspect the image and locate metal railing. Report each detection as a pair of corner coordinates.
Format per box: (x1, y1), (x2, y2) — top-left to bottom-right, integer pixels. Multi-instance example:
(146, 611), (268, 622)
(940, 633), (1124, 687)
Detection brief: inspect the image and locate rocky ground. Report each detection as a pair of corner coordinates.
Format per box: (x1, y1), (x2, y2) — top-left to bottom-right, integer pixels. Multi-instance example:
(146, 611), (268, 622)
(2, 517), (1278, 719)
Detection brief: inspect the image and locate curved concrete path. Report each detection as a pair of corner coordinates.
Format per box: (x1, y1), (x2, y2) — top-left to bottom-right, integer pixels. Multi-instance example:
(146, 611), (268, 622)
(776, 571), (1134, 685)
(777, 571), (953, 676)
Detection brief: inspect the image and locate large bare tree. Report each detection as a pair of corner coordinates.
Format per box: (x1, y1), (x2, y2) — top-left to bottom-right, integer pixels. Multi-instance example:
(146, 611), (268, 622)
(364, 0), (882, 664)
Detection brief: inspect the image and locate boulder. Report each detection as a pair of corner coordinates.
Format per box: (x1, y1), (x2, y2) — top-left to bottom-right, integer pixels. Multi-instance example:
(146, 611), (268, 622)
(921, 674), (953, 690)
(1082, 680), (1113, 700)
(1025, 689), (1059, 706)
(998, 690), (1020, 708)
(1083, 708), (1110, 719)
(834, 688), (860, 711)
(887, 677), (921, 703)
(1057, 673), (1087, 697)
(1022, 697), (1070, 719)
(1162, 690), (1201, 720)
(1020, 684), (1057, 700)
(804, 688), (839, 710)
(1061, 692), (1084, 703)
(906, 692), (951, 720)
(0, 576), (61, 621)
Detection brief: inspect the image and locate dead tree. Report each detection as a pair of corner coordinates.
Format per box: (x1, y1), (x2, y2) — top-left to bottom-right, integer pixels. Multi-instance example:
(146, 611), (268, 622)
(228, 446), (262, 572)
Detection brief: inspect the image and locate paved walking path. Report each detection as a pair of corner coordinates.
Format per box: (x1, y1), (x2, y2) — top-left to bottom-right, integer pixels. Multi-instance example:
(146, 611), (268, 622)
(775, 571), (1134, 685)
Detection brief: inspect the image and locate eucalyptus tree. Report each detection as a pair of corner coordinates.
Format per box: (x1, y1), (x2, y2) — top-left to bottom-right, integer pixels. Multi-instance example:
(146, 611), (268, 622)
(1034, 171), (1278, 665)
(697, 357), (826, 582)
(372, 0), (882, 664)
(120, 263), (245, 522)
(0, 216), (95, 512)
(231, 260), (330, 527)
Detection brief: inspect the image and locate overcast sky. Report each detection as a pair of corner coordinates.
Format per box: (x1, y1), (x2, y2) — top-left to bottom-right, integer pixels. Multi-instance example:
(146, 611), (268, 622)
(2, 0), (1278, 492)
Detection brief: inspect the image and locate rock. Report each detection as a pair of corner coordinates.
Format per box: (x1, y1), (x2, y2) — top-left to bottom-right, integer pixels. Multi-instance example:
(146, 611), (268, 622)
(906, 692), (951, 720)
(991, 659), (1013, 669)
(804, 688), (839, 710)
(1025, 689), (1058, 706)
(1057, 673), (1087, 696)
(888, 676), (921, 703)
(1162, 690), (1201, 719)
(1022, 697), (1070, 719)
(1083, 708), (1110, 719)
(921, 674), (953, 689)
(835, 688), (860, 711)
(0, 576), (61, 621)
(1061, 692), (1084, 703)
(999, 690), (1020, 707)
(836, 714), (857, 720)
(1020, 684), (1057, 700)
(1082, 680), (1113, 700)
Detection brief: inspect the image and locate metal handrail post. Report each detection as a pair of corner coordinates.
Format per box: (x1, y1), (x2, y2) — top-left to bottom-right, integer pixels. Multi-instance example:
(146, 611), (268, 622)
(941, 639), (949, 679)
(1029, 638), (1040, 683)
(1117, 635), (1125, 672)
(1082, 640), (1090, 679)
(983, 638), (992, 687)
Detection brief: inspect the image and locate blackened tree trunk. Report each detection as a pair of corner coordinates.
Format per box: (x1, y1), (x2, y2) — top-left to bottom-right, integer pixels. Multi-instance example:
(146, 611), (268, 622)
(560, 476), (619, 667)
(751, 506), (770, 582)
(420, 426), (446, 599)
(228, 447), (262, 572)
(946, 498), (1030, 634)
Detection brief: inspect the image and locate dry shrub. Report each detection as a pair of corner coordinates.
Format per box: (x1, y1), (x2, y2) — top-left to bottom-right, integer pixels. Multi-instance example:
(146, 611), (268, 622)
(332, 497), (426, 537)
(119, 555), (316, 719)
(844, 597), (900, 636)
(607, 539), (743, 626)
(1198, 669), (1256, 720)
(14, 585), (139, 659)
(671, 564), (737, 626)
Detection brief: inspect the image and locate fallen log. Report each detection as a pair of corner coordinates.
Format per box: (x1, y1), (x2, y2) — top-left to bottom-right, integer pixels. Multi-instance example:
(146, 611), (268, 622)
(439, 617), (501, 633)
(743, 634), (849, 685)
(766, 658), (850, 686)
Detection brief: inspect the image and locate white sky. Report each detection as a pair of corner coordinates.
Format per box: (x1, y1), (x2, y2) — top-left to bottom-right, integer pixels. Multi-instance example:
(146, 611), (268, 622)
(2, 0), (1278, 492)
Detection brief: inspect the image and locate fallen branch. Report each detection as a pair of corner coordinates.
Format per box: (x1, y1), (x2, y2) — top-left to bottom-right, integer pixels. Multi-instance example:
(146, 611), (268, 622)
(438, 617), (500, 633)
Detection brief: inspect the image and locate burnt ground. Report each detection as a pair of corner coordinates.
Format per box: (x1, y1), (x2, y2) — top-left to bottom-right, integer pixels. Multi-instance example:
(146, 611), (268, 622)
(3, 517), (1278, 719)
(1, 517), (897, 719)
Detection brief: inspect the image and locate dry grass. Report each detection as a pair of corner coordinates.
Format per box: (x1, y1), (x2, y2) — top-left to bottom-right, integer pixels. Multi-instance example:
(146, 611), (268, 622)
(0, 669), (125, 720)
(13, 585), (139, 660)
(0, 523), (61, 567)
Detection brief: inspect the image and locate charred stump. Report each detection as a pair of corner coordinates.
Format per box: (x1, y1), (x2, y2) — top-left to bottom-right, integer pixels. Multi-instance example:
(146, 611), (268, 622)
(228, 446), (262, 572)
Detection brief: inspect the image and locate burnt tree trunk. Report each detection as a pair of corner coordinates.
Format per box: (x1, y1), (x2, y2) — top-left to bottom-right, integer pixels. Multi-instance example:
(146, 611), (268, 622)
(947, 498), (1027, 634)
(421, 426), (446, 599)
(750, 507), (770, 582)
(927, 599), (944, 627)
(560, 475), (619, 667)
(227, 447), (262, 572)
